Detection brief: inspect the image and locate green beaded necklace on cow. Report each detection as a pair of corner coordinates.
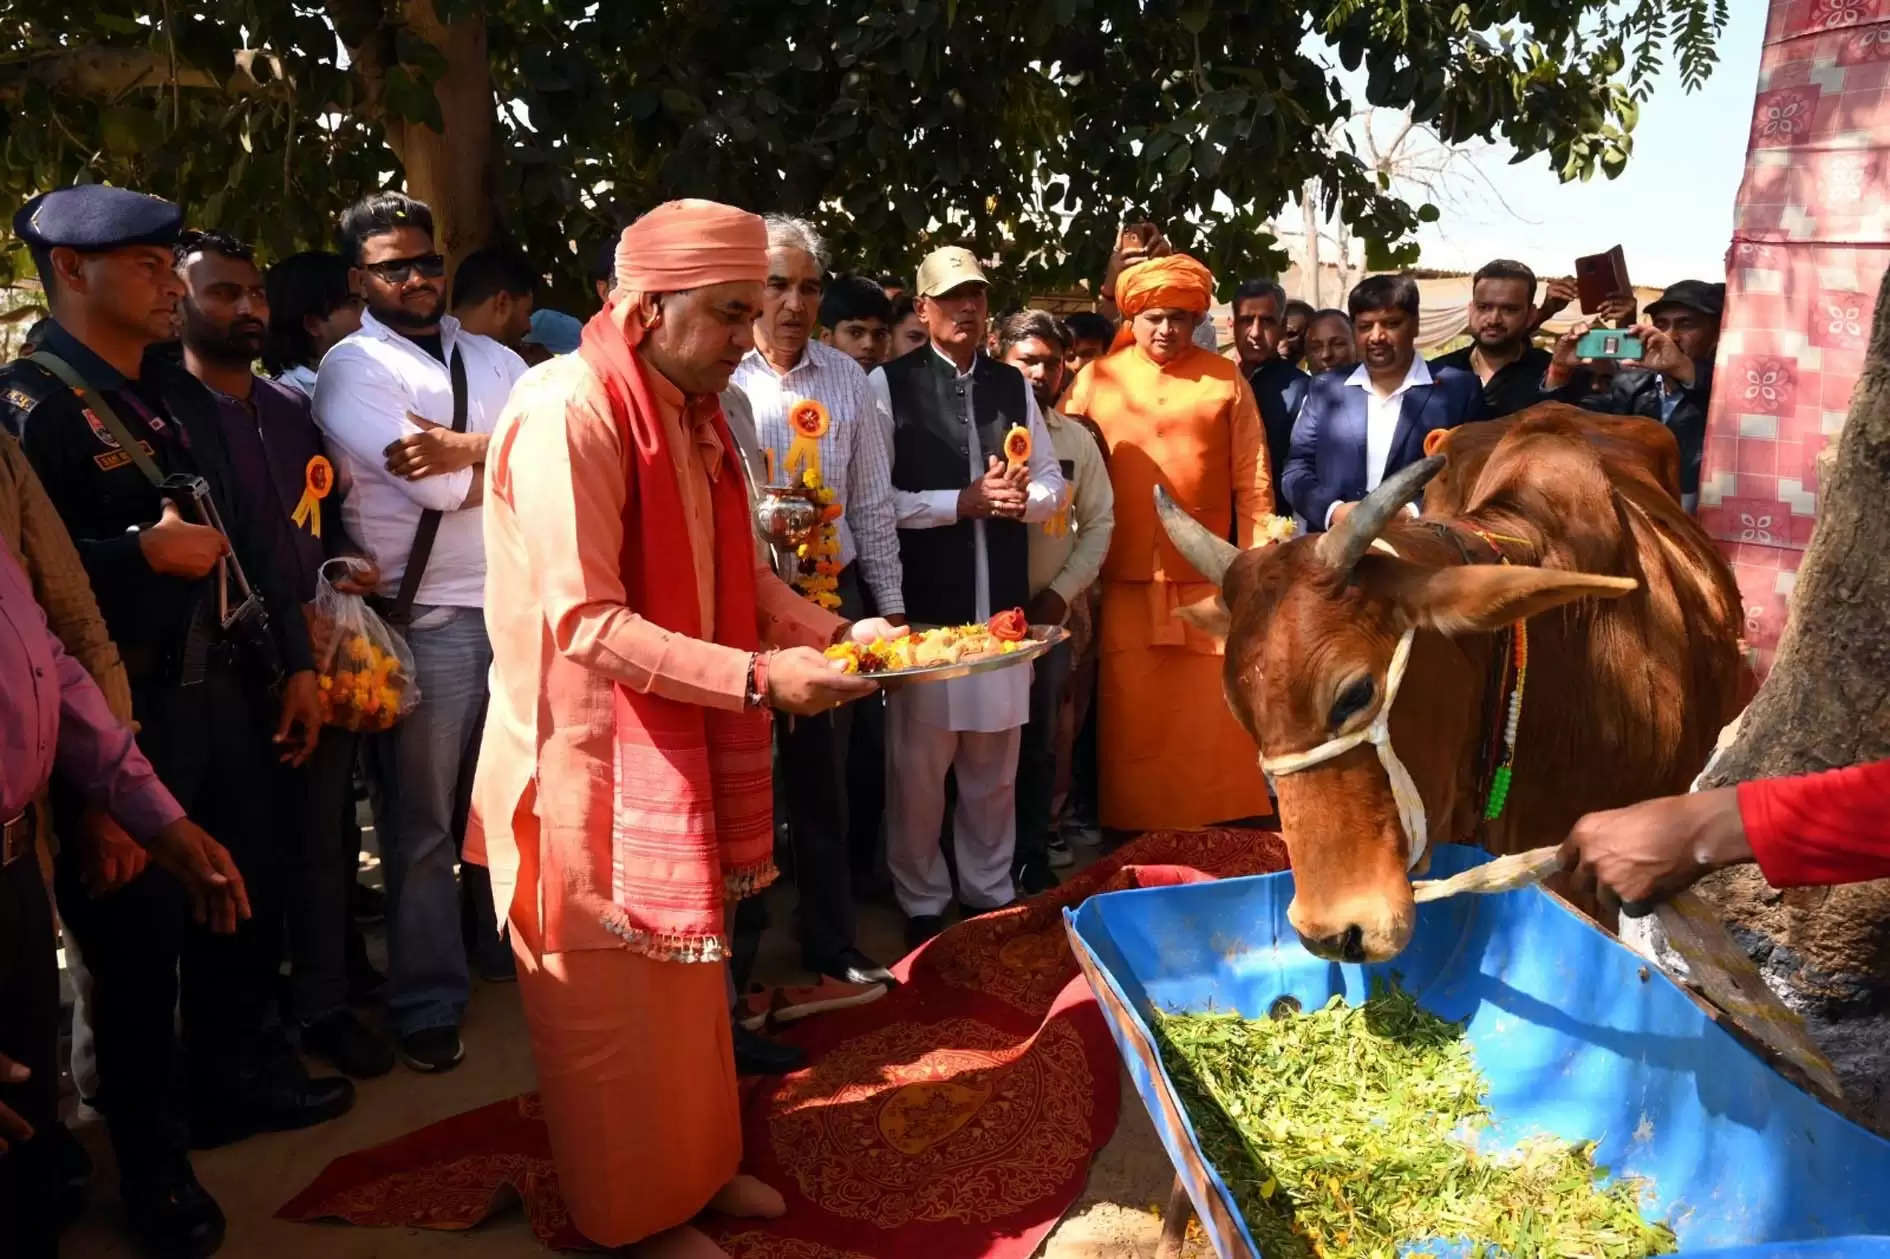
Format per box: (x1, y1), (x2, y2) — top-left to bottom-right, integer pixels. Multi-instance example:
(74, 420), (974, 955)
(1464, 525), (1531, 822)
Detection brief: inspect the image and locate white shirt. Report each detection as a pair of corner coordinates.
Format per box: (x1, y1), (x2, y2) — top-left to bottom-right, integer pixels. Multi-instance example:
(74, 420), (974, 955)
(868, 347), (1065, 733)
(312, 310), (527, 608)
(1330, 355), (1432, 528)
(277, 363), (319, 399)
(730, 339), (904, 615)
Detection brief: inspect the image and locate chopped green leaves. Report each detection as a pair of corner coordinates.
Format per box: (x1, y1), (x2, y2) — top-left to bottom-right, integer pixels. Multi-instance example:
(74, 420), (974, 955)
(1153, 980), (1676, 1259)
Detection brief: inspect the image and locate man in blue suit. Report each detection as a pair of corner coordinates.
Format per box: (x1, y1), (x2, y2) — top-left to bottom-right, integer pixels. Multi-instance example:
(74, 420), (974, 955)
(1282, 274), (1484, 531)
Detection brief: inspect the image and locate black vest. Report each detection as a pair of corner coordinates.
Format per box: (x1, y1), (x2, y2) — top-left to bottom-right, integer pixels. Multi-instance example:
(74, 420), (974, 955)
(884, 347), (1031, 625)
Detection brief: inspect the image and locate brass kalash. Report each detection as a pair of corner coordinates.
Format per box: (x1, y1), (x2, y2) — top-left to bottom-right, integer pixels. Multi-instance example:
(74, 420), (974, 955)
(753, 481), (821, 579)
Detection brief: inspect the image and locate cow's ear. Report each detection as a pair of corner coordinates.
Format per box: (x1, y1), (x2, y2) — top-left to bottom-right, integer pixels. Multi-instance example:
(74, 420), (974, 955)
(1365, 558), (1637, 635)
(1175, 594), (1232, 638)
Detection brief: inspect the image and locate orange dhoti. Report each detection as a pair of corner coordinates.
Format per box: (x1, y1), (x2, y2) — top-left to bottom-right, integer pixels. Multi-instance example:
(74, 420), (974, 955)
(1097, 578), (1271, 830)
(512, 933), (741, 1247)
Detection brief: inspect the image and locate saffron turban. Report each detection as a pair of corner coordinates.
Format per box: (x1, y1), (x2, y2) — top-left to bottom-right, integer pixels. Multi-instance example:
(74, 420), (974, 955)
(1114, 253), (1215, 318)
(1110, 253), (1215, 350)
(612, 199), (769, 297)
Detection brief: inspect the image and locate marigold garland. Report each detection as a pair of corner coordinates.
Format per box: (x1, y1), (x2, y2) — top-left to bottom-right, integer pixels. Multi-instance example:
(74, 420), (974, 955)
(790, 465), (843, 611)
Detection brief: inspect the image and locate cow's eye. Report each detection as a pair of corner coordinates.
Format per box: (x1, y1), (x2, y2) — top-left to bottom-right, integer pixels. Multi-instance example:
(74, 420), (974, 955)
(1329, 677), (1374, 728)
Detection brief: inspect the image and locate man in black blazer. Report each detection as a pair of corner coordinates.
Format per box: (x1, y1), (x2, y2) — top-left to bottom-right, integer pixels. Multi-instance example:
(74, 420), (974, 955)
(1282, 274), (1485, 530)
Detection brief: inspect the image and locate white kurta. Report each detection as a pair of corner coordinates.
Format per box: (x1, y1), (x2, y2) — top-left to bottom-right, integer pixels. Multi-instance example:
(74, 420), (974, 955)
(867, 349), (1063, 733)
(870, 345), (1066, 916)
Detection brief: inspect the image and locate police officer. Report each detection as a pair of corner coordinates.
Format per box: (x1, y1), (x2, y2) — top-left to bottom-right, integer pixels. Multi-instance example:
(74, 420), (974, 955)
(0, 185), (352, 1257)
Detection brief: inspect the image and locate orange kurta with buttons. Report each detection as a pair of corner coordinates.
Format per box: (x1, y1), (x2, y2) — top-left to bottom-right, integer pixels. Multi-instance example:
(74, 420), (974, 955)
(1064, 342), (1274, 831)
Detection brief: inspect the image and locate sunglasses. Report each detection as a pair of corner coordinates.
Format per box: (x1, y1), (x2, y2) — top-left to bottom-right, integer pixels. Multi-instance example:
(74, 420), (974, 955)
(361, 253), (446, 284)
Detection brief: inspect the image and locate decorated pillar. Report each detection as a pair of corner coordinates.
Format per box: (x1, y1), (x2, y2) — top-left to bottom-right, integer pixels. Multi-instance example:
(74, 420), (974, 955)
(1699, 0), (1890, 674)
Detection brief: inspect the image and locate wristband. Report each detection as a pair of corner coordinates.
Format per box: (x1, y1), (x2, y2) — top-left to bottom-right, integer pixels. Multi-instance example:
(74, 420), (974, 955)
(745, 652), (771, 710)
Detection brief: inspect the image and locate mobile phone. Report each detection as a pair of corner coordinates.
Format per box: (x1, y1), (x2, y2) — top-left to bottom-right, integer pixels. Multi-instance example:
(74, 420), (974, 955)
(1575, 329), (1643, 360)
(1575, 246), (1631, 315)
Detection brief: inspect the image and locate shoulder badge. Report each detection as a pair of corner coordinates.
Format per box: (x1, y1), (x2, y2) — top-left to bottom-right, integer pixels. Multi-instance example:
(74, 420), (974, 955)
(82, 406), (121, 450)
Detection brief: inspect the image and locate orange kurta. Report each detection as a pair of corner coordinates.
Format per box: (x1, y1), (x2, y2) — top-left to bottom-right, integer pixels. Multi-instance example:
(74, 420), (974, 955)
(1064, 342), (1273, 831)
(471, 338), (840, 1247)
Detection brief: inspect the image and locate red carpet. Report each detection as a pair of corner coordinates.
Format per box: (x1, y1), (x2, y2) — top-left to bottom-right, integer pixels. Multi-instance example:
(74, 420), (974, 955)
(278, 827), (1288, 1256)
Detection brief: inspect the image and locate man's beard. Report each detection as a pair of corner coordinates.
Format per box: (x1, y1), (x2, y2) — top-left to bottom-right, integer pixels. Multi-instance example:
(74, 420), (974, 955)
(183, 312), (264, 365)
(372, 291), (445, 330)
(1473, 328), (1524, 354)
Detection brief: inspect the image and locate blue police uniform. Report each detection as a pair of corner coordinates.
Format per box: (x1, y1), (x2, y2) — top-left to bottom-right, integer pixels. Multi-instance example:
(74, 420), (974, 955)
(1, 185), (349, 1259)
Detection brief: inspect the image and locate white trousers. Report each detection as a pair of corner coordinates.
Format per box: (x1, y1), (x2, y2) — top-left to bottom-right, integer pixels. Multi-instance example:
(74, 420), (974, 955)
(885, 694), (1022, 917)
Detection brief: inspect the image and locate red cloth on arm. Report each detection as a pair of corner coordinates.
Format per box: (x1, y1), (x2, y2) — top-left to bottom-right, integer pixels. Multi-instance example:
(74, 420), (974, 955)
(1739, 757), (1890, 887)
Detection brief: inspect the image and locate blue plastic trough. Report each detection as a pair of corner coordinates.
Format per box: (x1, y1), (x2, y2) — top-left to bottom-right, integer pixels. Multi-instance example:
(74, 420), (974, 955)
(1064, 845), (1890, 1258)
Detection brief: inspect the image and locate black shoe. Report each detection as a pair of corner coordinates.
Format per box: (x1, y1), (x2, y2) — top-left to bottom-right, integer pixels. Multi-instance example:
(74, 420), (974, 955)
(1015, 860), (1060, 895)
(733, 1023), (805, 1076)
(302, 1010), (395, 1078)
(190, 1063), (355, 1149)
(905, 913), (947, 949)
(397, 1025), (465, 1074)
(351, 881), (386, 926)
(809, 946), (898, 988)
(123, 1165), (226, 1259)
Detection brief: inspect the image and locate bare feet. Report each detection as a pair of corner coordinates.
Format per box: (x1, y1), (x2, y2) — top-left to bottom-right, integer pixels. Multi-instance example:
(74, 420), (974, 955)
(707, 1173), (786, 1219)
(636, 1225), (729, 1259)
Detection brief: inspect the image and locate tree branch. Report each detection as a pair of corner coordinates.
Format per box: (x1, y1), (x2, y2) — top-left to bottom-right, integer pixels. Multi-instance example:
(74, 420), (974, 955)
(0, 46), (285, 103)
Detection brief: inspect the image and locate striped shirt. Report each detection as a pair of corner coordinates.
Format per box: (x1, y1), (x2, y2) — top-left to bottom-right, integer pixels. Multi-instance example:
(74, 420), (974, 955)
(731, 339), (904, 615)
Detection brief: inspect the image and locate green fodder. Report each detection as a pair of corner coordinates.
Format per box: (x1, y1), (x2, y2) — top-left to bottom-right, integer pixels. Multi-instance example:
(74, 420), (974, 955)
(1153, 980), (1678, 1259)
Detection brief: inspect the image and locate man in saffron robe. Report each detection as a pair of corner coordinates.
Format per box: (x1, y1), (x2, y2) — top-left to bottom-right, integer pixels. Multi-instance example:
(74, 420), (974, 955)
(468, 200), (898, 1257)
(1062, 254), (1275, 832)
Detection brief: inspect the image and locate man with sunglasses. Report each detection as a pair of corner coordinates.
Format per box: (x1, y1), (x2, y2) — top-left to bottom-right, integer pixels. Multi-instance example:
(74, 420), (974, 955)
(312, 193), (527, 1075)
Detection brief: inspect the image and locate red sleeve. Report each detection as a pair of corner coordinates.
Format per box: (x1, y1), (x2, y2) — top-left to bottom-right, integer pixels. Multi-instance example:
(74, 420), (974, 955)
(1739, 758), (1890, 887)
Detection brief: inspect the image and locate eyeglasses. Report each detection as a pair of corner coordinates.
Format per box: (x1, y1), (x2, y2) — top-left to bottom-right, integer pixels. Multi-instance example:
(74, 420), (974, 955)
(360, 253), (445, 284)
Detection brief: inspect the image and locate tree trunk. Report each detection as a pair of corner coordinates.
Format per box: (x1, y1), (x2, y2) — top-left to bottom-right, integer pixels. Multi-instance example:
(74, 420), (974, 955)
(1695, 265), (1890, 1117)
(329, 0), (496, 275)
(391, 0), (495, 274)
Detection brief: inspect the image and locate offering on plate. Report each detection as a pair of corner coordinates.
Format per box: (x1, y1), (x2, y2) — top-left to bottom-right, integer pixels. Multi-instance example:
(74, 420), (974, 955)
(825, 608), (1035, 675)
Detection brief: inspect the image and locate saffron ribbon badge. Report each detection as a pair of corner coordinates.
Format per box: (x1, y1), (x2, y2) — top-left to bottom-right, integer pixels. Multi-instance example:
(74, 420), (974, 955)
(292, 454), (334, 538)
(784, 398), (830, 483)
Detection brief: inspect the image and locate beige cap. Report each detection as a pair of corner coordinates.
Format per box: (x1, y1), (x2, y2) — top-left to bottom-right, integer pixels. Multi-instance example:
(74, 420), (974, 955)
(914, 246), (990, 298)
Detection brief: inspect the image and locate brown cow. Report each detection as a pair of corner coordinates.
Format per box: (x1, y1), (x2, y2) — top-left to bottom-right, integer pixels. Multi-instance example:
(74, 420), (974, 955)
(1158, 405), (1747, 963)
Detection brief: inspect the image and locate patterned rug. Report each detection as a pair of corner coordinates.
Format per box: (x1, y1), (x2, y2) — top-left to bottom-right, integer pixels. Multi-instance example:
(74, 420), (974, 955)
(277, 827), (1289, 1256)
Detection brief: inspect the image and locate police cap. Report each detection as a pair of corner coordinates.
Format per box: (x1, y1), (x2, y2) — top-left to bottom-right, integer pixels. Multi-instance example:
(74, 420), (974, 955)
(12, 185), (184, 253)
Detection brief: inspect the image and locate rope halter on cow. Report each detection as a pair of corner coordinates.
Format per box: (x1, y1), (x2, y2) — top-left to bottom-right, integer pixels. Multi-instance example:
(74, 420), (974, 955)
(1260, 600), (1429, 871)
(1151, 456), (1454, 876)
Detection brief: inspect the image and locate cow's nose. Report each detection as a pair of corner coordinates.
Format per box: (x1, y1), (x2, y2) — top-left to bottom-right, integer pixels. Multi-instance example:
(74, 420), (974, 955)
(1304, 924), (1367, 963)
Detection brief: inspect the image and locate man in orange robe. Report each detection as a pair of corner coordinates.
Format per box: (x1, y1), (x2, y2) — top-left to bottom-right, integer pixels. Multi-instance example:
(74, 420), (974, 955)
(1062, 254), (1275, 832)
(468, 201), (898, 1257)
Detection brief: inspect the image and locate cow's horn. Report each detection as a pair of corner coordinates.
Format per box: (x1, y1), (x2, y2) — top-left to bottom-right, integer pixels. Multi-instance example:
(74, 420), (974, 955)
(1315, 454), (1447, 572)
(1154, 485), (1239, 587)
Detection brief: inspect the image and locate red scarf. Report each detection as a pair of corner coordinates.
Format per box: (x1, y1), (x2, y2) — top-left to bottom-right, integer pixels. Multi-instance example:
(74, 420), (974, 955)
(578, 305), (775, 962)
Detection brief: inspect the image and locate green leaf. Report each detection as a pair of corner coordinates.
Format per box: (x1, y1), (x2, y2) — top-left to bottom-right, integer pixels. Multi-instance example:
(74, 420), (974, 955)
(1165, 142), (1192, 176)
(1365, 235), (1421, 270)
(661, 88), (702, 117)
(1416, 202), (1440, 223)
